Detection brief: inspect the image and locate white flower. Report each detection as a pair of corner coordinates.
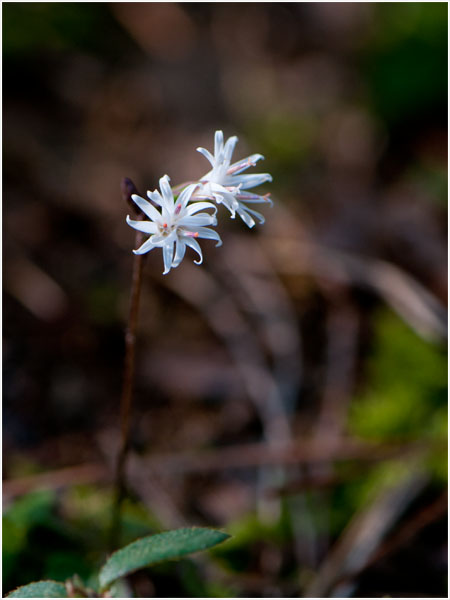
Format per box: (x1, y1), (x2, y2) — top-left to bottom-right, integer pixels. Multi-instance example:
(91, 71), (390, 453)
(196, 130), (273, 228)
(126, 175), (222, 275)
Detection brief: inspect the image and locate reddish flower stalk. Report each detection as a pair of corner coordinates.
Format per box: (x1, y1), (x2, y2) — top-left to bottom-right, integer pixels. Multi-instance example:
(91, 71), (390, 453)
(110, 178), (146, 550)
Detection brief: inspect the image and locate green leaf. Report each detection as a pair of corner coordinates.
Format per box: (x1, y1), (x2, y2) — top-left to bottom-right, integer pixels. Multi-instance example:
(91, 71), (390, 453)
(99, 527), (230, 591)
(7, 580), (67, 598)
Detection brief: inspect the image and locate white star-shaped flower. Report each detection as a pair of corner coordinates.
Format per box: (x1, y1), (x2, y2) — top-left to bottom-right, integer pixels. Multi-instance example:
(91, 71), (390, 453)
(196, 130), (273, 228)
(126, 175), (221, 275)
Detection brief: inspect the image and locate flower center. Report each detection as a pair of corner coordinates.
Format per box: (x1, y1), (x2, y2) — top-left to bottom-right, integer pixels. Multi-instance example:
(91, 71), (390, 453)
(159, 221), (174, 236)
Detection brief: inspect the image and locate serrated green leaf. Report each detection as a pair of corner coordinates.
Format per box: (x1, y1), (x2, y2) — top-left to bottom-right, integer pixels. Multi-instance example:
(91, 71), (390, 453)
(99, 527), (230, 591)
(7, 580), (67, 598)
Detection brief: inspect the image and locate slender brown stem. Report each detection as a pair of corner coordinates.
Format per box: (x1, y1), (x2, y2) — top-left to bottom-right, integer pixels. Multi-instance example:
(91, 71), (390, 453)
(110, 178), (146, 550)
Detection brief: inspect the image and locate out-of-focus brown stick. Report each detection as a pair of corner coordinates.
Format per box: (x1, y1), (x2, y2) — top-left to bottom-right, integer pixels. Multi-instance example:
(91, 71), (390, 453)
(317, 489), (448, 597)
(138, 438), (431, 473)
(4, 439), (439, 501)
(265, 236), (447, 343)
(3, 463), (109, 503)
(305, 466), (429, 598)
(363, 490), (447, 570)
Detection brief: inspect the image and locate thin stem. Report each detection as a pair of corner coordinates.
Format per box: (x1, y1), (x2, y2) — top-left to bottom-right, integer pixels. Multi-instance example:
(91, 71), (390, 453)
(171, 180), (195, 194)
(110, 179), (146, 550)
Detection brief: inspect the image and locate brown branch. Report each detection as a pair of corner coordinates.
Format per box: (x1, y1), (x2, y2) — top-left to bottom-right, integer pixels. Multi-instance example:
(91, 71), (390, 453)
(110, 178), (146, 550)
(138, 437), (431, 473)
(4, 439), (439, 501)
(3, 463), (109, 502)
(365, 490), (448, 569)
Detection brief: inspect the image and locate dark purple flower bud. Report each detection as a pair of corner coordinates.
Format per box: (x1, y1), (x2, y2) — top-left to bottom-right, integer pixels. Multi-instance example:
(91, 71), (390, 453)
(121, 178), (141, 215)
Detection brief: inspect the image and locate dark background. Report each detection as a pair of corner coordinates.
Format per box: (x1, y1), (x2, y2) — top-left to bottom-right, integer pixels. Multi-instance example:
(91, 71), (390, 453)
(3, 3), (447, 597)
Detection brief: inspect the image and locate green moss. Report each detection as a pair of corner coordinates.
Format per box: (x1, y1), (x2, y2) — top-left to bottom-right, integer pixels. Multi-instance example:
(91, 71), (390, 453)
(349, 309), (446, 441)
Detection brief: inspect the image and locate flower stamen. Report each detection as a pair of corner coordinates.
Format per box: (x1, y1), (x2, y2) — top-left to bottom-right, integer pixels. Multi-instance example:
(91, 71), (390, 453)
(227, 158), (256, 175)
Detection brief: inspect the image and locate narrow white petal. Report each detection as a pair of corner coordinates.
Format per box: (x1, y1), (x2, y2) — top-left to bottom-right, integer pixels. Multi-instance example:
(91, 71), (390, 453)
(147, 189), (163, 206)
(246, 153), (265, 163)
(214, 130), (224, 157)
(228, 173), (272, 189)
(133, 237), (158, 255)
(172, 239), (186, 268)
(215, 191), (239, 214)
(196, 147), (215, 167)
(223, 136), (238, 162)
(236, 193), (273, 206)
(131, 194), (162, 222)
(161, 205), (173, 226)
(228, 153), (264, 175)
(185, 201), (217, 215)
(181, 214), (216, 228)
(184, 237), (203, 265)
(163, 242), (175, 275)
(236, 207), (256, 228)
(177, 183), (199, 208)
(150, 229), (178, 246)
(237, 205), (265, 228)
(159, 175), (174, 209)
(244, 206), (266, 223)
(126, 216), (158, 234)
(195, 227), (223, 246)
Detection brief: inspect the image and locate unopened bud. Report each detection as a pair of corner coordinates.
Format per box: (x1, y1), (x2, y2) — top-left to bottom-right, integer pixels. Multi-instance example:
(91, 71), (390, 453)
(121, 177), (141, 215)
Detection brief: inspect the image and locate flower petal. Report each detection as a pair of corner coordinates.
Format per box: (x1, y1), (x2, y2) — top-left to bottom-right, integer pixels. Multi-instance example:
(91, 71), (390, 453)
(162, 241), (175, 275)
(228, 153), (264, 175)
(185, 201), (217, 215)
(236, 192), (273, 206)
(227, 173), (273, 189)
(184, 236), (203, 265)
(196, 147), (215, 167)
(172, 239), (186, 268)
(133, 237), (158, 255)
(214, 130), (224, 157)
(181, 214), (217, 228)
(237, 205), (265, 228)
(236, 208), (256, 228)
(131, 194), (162, 222)
(195, 227), (223, 247)
(214, 190), (239, 215)
(126, 215), (158, 234)
(159, 175), (174, 209)
(147, 189), (163, 206)
(177, 183), (199, 209)
(151, 229), (178, 246)
(223, 135), (238, 162)
(243, 206), (266, 223)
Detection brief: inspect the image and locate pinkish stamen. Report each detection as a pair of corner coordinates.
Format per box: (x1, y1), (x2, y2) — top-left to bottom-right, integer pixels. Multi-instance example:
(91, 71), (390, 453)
(237, 193), (259, 200)
(175, 204), (182, 215)
(227, 158), (255, 175)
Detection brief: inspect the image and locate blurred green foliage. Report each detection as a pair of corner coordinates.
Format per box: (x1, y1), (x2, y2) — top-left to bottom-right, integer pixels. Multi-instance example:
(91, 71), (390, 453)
(2, 3), (128, 59)
(364, 3), (447, 124)
(3, 486), (157, 593)
(3, 485), (233, 596)
(350, 309), (446, 441)
(349, 309), (447, 490)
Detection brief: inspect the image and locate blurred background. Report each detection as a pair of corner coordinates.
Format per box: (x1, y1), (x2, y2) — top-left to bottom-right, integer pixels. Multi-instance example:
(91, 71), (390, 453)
(3, 3), (447, 598)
